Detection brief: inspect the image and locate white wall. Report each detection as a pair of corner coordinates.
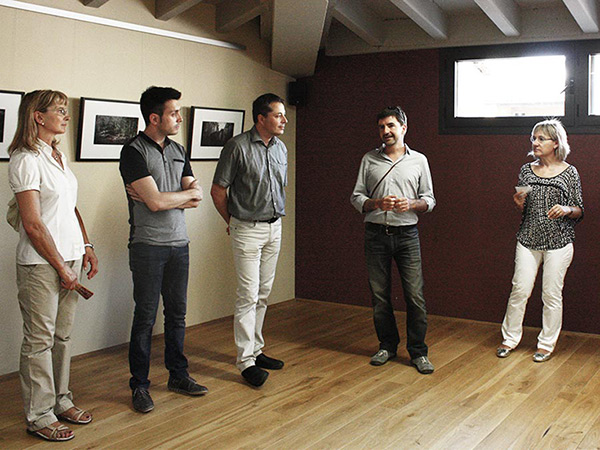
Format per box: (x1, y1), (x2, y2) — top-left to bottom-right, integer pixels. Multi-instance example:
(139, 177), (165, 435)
(0, 0), (296, 375)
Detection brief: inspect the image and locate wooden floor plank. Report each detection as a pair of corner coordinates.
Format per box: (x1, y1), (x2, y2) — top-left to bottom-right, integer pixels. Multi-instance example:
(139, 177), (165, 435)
(2, 299), (600, 449)
(473, 336), (599, 449)
(532, 350), (600, 448)
(426, 331), (586, 449)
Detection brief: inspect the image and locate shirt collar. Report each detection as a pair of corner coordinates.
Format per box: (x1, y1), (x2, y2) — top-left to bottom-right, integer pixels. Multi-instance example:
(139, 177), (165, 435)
(378, 143), (411, 154)
(36, 138), (66, 168)
(377, 143), (412, 159)
(139, 131), (172, 152)
(250, 125), (279, 147)
(36, 138), (61, 161)
(36, 138), (52, 154)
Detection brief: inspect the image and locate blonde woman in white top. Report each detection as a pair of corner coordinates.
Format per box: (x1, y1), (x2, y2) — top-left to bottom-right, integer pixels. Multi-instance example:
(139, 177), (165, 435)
(7, 90), (98, 442)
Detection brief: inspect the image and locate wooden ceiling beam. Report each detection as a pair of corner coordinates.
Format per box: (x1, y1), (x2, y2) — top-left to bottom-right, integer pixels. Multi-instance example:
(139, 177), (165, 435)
(562, 0), (599, 33)
(332, 0), (384, 46)
(81, 0), (111, 7)
(474, 0), (520, 36)
(155, 0), (203, 21)
(388, 0), (447, 39)
(216, 0), (268, 33)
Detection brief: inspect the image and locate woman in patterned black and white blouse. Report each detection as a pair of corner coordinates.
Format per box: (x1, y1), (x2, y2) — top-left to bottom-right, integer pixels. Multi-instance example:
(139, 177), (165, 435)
(496, 119), (584, 363)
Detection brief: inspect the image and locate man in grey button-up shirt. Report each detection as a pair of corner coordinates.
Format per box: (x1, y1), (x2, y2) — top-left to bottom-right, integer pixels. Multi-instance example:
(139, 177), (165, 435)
(211, 93), (288, 387)
(351, 106), (436, 375)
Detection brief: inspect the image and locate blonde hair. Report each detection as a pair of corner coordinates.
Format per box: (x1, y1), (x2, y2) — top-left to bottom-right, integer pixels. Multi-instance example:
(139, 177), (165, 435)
(7, 90), (68, 156)
(530, 118), (570, 161)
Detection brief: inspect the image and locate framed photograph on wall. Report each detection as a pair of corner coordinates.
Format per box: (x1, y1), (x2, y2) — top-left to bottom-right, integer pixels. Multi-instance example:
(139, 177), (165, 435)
(188, 106), (245, 160)
(77, 97), (145, 161)
(0, 90), (24, 160)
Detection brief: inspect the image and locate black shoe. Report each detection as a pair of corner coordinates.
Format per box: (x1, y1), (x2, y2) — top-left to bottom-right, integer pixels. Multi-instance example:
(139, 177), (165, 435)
(256, 353), (284, 370)
(241, 366), (269, 387)
(132, 388), (154, 413)
(168, 376), (209, 396)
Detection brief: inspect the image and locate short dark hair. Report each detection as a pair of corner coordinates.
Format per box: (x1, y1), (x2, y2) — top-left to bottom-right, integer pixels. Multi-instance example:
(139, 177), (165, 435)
(252, 93), (285, 123)
(377, 106), (407, 126)
(140, 86), (181, 125)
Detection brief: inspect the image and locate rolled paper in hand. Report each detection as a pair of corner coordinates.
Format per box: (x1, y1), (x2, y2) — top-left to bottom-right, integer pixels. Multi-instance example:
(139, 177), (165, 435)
(515, 185), (532, 194)
(74, 283), (94, 299)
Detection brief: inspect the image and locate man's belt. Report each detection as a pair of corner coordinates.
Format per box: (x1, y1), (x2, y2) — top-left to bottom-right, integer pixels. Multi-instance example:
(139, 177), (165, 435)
(258, 217), (279, 224)
(234, 216), (280, 224)
(366, 222), (416, 236)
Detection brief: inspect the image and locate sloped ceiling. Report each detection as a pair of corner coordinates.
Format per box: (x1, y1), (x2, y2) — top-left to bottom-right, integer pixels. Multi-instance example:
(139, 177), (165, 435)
(82, 0), (600, 78)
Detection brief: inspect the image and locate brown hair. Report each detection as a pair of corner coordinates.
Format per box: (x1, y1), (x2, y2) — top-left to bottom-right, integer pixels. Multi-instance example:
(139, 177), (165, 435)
(7, 90), (68, 155)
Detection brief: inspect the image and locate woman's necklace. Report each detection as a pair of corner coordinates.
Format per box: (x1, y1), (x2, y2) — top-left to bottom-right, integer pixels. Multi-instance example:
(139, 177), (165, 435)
(52, 150), (63, 168)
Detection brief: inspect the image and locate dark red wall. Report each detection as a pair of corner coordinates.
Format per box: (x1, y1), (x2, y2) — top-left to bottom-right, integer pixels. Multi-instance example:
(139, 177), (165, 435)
(295, 49), (600, 334)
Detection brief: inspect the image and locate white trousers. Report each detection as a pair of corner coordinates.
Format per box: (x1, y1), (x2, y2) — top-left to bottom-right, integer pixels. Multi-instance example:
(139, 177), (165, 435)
(501, 242), (573, 353)
(230, 217), (282, 371)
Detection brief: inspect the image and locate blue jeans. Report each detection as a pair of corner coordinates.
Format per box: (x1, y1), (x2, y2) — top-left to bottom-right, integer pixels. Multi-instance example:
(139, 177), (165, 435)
(365, 223), (428, 359)
(128, 243), (189, 390)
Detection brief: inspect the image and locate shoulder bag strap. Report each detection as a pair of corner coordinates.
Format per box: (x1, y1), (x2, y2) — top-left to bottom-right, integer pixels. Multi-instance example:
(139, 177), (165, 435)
(368, 159), (402, 198)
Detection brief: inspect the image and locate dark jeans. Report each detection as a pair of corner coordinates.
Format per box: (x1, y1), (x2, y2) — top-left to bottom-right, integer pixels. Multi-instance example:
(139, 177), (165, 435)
(365, 223), (428, 359)
(128, 243), (190, 390)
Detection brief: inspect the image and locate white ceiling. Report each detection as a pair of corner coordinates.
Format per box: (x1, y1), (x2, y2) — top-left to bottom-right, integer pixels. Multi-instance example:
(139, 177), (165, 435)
(82, 0), (600, 78)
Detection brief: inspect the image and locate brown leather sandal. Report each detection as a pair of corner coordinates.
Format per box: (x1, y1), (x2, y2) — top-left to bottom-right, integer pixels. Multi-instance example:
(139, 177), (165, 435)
(57, 406), (93, 424)
(27, 423), (74, 441)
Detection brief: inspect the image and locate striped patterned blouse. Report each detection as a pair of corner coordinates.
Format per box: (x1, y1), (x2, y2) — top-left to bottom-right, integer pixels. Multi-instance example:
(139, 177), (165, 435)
(516, 163), (584, 251)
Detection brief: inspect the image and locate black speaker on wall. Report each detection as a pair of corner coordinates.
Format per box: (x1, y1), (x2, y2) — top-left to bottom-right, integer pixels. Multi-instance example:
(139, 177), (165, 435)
(288, 80), (307, 107)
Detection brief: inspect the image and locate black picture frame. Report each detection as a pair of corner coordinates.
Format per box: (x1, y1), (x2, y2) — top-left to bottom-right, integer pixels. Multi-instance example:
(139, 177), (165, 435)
(77, 97), (144, 161)
(188, 106), (245, 160)
(0, 90), (25, 160)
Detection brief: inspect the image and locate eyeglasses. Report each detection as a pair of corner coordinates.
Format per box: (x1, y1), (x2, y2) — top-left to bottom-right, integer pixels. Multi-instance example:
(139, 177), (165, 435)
(52, 107), (68, 116)
(530, 136), (554, 143)
(42, 107), (68, 116)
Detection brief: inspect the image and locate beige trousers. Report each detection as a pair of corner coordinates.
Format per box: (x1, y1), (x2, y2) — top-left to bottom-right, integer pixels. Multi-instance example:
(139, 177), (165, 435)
(17, 259), (82, 431)
(229, 217), (282, 372)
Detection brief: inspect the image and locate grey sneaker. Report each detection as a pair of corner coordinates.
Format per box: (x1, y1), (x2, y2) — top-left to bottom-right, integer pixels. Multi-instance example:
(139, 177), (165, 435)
(411, 356), (434, 374)
(370, 349), (396, 366)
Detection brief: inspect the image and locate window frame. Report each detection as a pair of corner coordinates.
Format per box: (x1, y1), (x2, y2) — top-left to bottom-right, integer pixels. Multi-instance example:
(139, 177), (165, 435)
(439, 40), (600, 135)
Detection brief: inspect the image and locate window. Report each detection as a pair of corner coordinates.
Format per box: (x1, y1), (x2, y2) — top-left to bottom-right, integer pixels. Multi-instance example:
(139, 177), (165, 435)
(440, 40), (600, 134)
(589, 53), (600, 116)
(455, 55), (566, 118)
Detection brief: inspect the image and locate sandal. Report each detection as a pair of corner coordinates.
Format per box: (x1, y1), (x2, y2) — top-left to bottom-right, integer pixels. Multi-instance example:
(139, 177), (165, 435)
(57, 406), (93, 424)
(27, 423), (74, 441)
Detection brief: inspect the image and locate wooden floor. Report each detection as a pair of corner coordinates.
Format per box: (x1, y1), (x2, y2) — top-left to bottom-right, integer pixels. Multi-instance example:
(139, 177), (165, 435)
(2, 299), (600, 449)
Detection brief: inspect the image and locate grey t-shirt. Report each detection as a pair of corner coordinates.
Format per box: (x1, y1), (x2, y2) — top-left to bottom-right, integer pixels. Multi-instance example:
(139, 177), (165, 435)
(119, 132), (193, 246)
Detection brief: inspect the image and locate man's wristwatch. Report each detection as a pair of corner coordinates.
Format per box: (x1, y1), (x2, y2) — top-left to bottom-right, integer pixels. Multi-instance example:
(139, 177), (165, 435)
(84, 243), (95, 250)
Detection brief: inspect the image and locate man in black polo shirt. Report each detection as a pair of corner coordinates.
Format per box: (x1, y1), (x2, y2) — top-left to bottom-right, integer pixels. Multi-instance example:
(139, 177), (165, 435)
(119, 86), (207, 413)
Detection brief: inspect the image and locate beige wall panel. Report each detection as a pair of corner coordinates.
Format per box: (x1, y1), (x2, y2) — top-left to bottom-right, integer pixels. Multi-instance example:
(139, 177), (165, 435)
(13, 11), (76, 89)
(0, 7), (16, 86)
(72, 22), (143, 99)
(17, 0), (271, 67)
(0, 1), (295, 376)
(67, 163), (135, 352)
(140, 33), (186, 93)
